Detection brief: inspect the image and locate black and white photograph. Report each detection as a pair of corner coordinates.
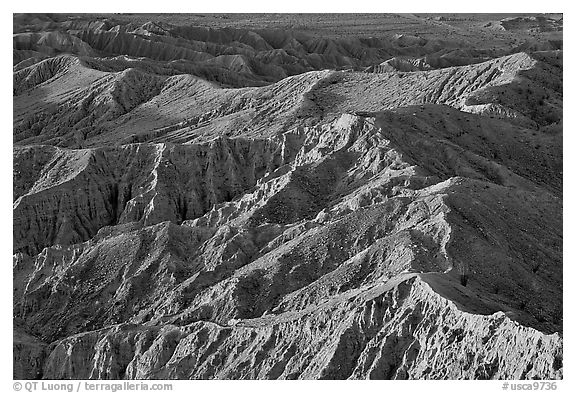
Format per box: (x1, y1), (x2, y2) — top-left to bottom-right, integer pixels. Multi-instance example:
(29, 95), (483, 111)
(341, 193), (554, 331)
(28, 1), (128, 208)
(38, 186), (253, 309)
(8, 3), (568, 387)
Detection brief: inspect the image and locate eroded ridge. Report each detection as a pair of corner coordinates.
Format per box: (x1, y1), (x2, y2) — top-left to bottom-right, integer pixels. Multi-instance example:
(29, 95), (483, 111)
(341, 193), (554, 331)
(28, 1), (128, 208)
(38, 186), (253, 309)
(13, 13), (562, 380)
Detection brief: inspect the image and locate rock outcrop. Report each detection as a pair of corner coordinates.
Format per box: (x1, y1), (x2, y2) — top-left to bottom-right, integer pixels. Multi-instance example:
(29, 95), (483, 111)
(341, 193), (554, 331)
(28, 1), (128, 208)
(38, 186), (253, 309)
(42, 277), (562, 380)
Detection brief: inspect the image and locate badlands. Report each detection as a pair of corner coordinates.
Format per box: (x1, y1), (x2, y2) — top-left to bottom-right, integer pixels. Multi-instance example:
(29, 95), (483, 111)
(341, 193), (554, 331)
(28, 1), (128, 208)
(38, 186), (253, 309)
(13, 13), (562, 379)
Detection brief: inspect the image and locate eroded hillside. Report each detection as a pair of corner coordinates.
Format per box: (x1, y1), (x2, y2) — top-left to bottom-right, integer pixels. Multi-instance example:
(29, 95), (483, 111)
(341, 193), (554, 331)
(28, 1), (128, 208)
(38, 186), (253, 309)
(13, 13), (562, 380)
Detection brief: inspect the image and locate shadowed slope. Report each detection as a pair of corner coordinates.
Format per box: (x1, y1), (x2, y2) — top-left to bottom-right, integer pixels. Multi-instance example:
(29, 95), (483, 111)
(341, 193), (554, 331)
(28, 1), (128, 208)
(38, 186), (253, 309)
(13, 13), (563, 380)
(14, 106), (562, 378)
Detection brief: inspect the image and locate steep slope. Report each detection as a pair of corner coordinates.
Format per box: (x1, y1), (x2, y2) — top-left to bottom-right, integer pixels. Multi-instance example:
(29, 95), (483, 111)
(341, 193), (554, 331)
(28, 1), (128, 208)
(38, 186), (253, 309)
(14, 106), (562, 379)
(14, 137), (292, 255)
(13, 50), (562, 148)
(42, 278), (561, 380)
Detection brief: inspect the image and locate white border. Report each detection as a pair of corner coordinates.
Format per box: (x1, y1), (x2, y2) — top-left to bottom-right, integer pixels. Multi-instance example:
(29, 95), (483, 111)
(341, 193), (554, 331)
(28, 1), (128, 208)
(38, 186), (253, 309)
(2, 3), (572, 391)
